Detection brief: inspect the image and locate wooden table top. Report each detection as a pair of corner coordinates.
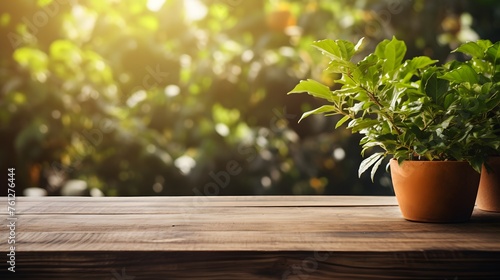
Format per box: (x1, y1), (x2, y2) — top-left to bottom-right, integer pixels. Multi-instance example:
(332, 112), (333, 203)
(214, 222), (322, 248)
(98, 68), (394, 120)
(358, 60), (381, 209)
(2, 196), (500, 279)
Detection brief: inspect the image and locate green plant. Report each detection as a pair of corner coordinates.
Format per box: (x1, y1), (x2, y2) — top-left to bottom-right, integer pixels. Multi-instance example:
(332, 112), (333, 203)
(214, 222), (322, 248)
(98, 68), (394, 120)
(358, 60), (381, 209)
(457, 40), (500, 158)
(288, 37), (500, 179)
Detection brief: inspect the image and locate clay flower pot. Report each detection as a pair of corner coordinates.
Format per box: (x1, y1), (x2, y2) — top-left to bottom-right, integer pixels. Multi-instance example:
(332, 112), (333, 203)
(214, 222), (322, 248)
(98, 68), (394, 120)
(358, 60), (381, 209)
(476, 157), (500, 212)
(390, 159), (480, 223)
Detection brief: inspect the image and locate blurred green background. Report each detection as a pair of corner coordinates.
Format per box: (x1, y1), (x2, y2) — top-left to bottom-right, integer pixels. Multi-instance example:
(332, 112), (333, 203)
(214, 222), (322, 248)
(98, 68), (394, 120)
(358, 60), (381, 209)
(1, 0), (499, 196)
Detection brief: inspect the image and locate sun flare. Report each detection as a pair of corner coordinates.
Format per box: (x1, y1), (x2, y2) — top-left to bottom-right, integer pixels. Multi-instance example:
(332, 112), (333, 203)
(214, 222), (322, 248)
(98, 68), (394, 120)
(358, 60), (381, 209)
(147, 0), (207, 21)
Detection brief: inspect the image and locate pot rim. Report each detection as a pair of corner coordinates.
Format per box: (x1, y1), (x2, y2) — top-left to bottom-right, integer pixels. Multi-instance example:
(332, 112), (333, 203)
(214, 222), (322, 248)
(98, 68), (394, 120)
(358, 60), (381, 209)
(391, 158), (470, 164)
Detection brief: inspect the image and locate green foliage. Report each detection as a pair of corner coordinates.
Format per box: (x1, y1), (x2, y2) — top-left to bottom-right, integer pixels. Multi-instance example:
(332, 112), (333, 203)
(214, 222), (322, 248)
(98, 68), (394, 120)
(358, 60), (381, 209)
(1, 0), (499, 196)
(289, 37), (500, 179)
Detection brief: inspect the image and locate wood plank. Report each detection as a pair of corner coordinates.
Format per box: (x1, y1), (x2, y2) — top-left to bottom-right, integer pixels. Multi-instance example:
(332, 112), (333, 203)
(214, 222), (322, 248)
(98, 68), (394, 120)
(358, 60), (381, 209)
(3, 251), (500, 280)
(8, 196), (399, 215)
(1, 196), (500, 279)
(2, 204), (499, 252)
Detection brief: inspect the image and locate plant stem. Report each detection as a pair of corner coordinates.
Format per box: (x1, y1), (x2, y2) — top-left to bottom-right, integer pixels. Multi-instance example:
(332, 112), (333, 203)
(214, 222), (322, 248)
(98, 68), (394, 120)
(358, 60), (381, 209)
(358, 84), (403, 135)
(344, 72), (403, 135)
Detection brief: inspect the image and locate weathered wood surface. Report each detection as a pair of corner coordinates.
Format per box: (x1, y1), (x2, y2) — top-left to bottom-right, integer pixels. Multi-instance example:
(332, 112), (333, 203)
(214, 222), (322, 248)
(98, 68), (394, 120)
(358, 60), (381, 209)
(1, 196), (500, 279)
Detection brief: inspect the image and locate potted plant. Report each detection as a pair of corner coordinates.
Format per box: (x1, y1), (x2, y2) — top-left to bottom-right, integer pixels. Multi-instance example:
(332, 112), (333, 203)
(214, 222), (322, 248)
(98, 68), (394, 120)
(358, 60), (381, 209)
(459, 40), (500, 212)
(288, 37), (499, 222)
(477, 130), (500, 213)
(477, 115), (500, 212)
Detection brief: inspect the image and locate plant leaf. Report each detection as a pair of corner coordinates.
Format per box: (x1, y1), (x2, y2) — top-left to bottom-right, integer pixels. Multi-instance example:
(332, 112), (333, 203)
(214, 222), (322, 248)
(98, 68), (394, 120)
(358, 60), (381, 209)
(325, 59), (356, 74)
(370, 156), (385, 182)
(375, 37), (406, 72)
(383, 37), (407, 72)
(312, 39), (355, 61)
(443, 93), (456, 109)
(439, 64), (478, 84)
(287, 79), (333, 101)
(401, 56), (439, 81)
(335, 115), (350, 128)
(299, 105), (337, 122)
(389, 85), (405, 109)
(374, 39), (390, 58)
(486, 42), (500, 65)
(348, 119), (381, 133)
(358, 152), (385, 178)
(354, 37), (365, 52)
(452, 41), (485, 58)
(423, 70), (448, 104)
(408, 56), (439, 69)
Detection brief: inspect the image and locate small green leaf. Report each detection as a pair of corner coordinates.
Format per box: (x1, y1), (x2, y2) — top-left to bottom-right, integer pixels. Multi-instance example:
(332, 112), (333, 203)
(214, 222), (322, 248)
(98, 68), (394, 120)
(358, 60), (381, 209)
(350, 101), (365, 114)
(476, 39), (494, 51)
(440, 116), (454, 129)
(358, 152), (385, 178)
(443, 93), (456, 109)
(334, 87), (361, 97)
(389, 85), (405, 109)
(299, 105), (337, 122)
(470, 57), (492, 75)
(408, 56), (439, 69)
(401, 56), (439, 81)
(374, 39), (390, 58)
(354, 37), (365, 52)
(375, 36), (406, 72)
(486, 42), (500, 65)
(423, 70), (448, 104)
(453, 41), (485, 58)
(370, 156), (385, 182)
(325, 59), (356, 74)
(336, 115), (350, 128)
(336, 40), (356, 60)
(357, 54), (379, 73)
(439, 64), (478, 84)
(348, 119), (381, 133)
(383, 37), (407, 72)
(312, 39), (355, 61)
(287, 79), (333, 101)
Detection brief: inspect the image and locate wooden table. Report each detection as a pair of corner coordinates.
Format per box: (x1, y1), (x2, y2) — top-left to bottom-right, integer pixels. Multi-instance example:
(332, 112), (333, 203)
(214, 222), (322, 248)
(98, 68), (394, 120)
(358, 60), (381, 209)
(1, 196), (500, 279)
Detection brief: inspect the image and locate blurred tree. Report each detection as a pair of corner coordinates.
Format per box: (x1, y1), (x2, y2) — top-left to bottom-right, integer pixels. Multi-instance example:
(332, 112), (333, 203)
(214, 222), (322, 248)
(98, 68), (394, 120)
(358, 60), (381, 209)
(0, 0), (498, 196)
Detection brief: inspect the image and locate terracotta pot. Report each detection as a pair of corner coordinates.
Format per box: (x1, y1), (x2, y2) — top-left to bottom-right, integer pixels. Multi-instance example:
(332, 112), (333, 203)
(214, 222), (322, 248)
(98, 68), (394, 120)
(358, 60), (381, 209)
(390, 159), (480, 223)
(476, 157), (500, 212)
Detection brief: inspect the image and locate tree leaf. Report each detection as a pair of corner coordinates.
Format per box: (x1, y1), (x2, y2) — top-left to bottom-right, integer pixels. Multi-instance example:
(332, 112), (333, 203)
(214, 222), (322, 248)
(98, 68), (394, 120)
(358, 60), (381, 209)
(287, 79), (333, 101)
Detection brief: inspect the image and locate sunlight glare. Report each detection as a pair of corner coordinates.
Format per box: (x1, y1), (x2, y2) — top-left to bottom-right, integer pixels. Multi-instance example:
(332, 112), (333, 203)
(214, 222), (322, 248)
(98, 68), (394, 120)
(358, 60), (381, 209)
(146, 0), (165, 12)
(184, 0), (208, 21)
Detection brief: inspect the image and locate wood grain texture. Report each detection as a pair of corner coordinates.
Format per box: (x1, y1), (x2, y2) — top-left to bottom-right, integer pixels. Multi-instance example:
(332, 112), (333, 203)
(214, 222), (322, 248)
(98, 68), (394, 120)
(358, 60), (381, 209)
(12, 196), (400, 214)
(5, 251), (500, 280)
(1, 196), (500, 279)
